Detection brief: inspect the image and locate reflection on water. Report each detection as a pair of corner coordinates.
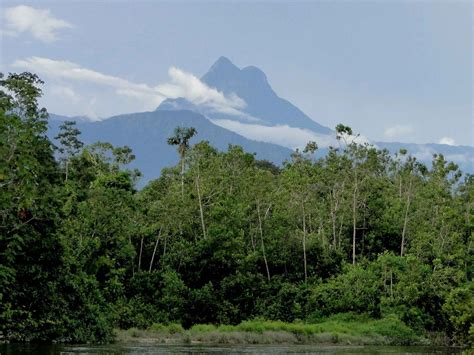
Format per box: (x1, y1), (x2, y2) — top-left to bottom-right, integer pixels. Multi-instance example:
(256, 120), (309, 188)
(0, 344), (462, 354)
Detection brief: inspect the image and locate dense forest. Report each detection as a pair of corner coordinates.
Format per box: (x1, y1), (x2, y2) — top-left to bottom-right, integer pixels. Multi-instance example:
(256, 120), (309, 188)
(1, 73), (472, 346)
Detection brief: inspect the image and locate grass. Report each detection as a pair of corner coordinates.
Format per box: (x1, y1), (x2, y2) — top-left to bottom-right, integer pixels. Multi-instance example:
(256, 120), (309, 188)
(115, 314), (424, 346)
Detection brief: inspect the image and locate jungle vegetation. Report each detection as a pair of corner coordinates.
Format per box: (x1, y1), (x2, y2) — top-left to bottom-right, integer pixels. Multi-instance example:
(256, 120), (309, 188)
(0, 73), (472, 346)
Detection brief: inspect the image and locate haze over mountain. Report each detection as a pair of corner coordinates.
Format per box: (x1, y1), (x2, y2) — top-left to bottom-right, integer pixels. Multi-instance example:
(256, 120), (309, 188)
(49, 57), (473, 183)
(48, 110), (293, 185)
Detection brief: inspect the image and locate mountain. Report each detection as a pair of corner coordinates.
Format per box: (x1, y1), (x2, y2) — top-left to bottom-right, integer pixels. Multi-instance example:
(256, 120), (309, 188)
(48, 110), (293, 185)
(159, 57), (473, 174)
(158, 56), (332, 134)
(49, 57), (473, 182)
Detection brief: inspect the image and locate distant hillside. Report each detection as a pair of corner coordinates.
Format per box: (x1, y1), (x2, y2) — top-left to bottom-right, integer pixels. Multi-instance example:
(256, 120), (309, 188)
(48, 110), (293, 185)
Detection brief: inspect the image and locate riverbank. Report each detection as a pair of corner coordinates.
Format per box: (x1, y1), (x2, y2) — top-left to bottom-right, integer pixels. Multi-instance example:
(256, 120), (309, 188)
(116, 316), (428, 346)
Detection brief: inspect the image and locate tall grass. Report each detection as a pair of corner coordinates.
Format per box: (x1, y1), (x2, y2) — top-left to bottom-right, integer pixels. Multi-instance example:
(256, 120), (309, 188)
(117, 314), (422, 345)
(203, 314), (419, 344)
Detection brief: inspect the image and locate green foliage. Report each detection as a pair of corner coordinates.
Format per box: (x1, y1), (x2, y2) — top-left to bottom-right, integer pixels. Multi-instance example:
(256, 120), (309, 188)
(160, 316), (419, 345)
(309, 263), (382, 319)
(1, 72), (471, 346)
(149, 323), (184, 334)
(442, 282), (474, 345)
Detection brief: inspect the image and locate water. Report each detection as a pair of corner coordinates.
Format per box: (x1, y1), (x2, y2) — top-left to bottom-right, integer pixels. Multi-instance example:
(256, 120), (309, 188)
(0, 344), (462, 354)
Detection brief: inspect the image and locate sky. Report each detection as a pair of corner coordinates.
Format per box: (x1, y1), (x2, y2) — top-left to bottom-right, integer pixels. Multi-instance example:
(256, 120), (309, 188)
(1, 0), (472, 146)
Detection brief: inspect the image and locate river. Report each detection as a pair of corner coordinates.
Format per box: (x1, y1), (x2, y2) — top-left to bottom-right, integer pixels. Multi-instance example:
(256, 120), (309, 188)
(0, 344), (462, 354)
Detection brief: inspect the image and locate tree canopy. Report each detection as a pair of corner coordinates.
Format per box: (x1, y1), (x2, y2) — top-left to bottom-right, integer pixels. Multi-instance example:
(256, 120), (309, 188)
(1, 73), (472, 346)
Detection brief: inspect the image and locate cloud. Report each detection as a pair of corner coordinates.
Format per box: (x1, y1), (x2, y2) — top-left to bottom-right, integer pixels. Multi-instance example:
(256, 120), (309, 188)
(211, 119), (337, 149)
(50, 85), (80, 103)
(3, 5), (72, 43)
(158, 67), (246, 116)
(12, 57), (245, 117)
(439, 137), (456, 145)
(165, 67), (245, 110)
(212, 119), (375, 150)
(383, 124), (413, 139)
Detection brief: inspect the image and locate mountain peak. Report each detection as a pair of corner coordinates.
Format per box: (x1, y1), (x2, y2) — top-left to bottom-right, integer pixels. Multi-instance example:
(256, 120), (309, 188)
(242, 65), (268, 82)
(159, 56), (333, 135)
(207, 56), (239, 75)
(202, 57), (272, 96)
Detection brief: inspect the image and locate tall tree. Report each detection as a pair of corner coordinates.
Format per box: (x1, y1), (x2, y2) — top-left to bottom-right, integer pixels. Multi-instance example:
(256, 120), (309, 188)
(55, 120), (84, 182)
(0, 72), (63, 341)
(167, 126), (197, 197)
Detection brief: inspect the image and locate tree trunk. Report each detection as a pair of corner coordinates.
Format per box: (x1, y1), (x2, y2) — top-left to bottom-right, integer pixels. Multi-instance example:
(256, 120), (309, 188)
(250, 223), (256, 251)
(331, 189), (337, 248)
(302, 203), (308, 282)
(180, 156), (185, 198)
(400, 178), (412, 256)
(65, 158), (69, 182)
(163, 233), (167, 258)
(338, 219), (343, 249)
(257, 201), (271, 281)
(352, 180), (358, 266)
(149, 227), (162, 272)
(138, 235), (144, 271)
(331, 208), (337, 248)
(195, 169), (207, 239)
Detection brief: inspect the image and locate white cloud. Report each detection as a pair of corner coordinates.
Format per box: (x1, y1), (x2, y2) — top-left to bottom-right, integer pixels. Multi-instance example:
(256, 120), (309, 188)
(158, 67), (246, 115)
(211, 119), (375, 150)
(3, 5), (72, 43)
(50, 85), (80, 103)
(383, 124), (413, 139)
(439, 137), (456, 146)
(12, 57), (245, 117)
(211, 119), (337, 149)
(166, 67), (245, 109)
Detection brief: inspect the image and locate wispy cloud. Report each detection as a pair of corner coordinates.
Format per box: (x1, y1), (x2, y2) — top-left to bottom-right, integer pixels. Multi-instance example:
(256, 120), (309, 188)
(12, 57), (245, 117)
(2, 5), (73, 43)
(439, 137), (456, 146)
(50, 85), (80, 103)
(211, 119), (337, 150)
(383, 124), (413, 139)
(163, 67), (246, 115)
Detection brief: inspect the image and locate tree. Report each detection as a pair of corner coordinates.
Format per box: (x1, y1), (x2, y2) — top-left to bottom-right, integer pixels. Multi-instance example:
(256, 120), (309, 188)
(1, 71), (472, 347)
(0, 72), (64, 341)
(55, 120), (84, 182)
(167, 126), (197, 196)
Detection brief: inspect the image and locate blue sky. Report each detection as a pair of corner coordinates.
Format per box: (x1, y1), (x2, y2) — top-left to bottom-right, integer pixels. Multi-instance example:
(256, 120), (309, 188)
(1, 0), (472, 146)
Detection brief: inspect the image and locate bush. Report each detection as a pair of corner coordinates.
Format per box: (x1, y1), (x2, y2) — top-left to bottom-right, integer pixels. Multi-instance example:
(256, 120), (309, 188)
(308, 264), (382, 319)
(443, 282), (474, 345)
(255, 280), (309, 322)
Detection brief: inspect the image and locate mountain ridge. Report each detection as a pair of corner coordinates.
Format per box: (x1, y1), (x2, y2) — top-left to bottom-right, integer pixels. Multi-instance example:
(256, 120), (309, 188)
(48, 110), (293, 185)
(158, 57), (333, 134)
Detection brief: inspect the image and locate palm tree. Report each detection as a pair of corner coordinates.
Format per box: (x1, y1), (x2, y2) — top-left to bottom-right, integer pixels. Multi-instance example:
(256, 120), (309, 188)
(167, 126), (197, 196)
